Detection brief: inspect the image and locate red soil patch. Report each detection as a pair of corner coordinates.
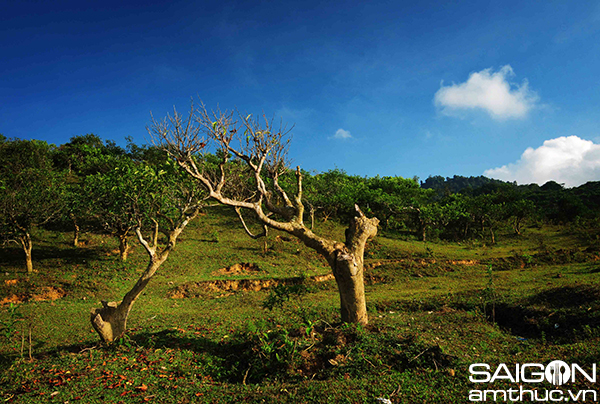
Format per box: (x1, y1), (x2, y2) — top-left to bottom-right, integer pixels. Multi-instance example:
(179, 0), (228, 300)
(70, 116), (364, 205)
(211, 262), (261, 276)
(0, 286), (66, 305)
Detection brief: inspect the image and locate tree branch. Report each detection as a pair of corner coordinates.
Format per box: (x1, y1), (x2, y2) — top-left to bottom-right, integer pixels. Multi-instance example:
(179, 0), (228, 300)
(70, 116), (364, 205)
(234, 207), (268, 239)
(294, 166), (305, 224)
(151, 218), (159, 250)
(135, 226), (156, 258)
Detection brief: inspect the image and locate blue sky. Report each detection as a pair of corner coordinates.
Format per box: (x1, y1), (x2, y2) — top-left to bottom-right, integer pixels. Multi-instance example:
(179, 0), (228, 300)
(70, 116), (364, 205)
(2, 0), (600, 186)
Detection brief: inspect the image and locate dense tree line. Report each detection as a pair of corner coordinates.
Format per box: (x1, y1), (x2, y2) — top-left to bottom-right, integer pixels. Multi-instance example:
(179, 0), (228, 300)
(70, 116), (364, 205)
(2, 134), (599, 271)
(1, 131), (599, 340)
(305, 172), (599, 242)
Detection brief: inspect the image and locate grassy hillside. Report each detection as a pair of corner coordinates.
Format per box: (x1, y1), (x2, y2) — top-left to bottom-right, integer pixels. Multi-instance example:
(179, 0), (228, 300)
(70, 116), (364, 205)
(1, 207), (600, 403)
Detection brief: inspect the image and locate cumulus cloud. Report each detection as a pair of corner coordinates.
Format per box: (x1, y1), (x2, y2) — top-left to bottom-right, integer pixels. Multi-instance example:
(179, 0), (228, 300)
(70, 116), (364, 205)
(332, 128), (352, 140)
(434, 65), (539, 120)
(484, 136), (600, 187)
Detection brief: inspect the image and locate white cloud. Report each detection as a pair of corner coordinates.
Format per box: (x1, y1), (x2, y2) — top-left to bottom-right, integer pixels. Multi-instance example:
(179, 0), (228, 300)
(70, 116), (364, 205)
(434, 65), (539, 120)
(484, 136), (600, 187)
(332, 128), (352, 140)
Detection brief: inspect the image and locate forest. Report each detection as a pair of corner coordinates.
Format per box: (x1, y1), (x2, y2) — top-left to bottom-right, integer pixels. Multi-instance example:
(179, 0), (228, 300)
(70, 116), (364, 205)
(1, 120), (600, 403)
(3, 132), (598, 263)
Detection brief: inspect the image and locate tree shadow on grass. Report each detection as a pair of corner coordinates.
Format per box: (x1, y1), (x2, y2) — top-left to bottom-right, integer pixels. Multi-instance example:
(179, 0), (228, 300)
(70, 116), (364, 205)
(0, 330), (258, 385)
(0, 337), (53, 374)
(490, 285), (600, 342)
(127, 324), (455, 385)
(527, 285), (600, 308)
(130, 328), (261, 383)
(1, 320), (457, 395)
(0, 245), (108, 269)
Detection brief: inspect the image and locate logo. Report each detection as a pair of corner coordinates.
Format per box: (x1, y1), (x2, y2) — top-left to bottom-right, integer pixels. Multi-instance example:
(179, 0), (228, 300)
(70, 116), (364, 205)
(545, 360), (570, 386)
(469, 362), (597, 384)
(469, 361), (598, 402)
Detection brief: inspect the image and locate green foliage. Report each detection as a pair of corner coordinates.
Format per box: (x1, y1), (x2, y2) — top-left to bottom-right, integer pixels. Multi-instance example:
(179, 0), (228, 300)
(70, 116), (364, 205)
(52, 134), (126, 176)
(421, 174), (510, 196)
(0, 304), (23, 343)
(263, 283), (309, 311)
(303, 169), (368, 221)
(85, 158), (157, 226)
(480, 265), (497, 322)
(255, 328), (297, 373)
(84, 155), (204, 242)
(303, 169), (424, 230)
(4, 133), (600, 254)
(1, 204), (600, 402)
(0, 138), (67, 253)
(299, 169), (600, 244)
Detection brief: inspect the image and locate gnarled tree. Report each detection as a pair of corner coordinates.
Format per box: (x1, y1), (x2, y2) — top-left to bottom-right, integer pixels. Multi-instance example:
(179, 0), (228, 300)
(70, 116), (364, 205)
(89, 158), (203, 343)
(151, 102), (379, 325)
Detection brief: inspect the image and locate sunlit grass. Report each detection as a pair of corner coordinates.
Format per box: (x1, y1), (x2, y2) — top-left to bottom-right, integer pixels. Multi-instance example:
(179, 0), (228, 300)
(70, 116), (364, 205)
(1, 210), (600, 403)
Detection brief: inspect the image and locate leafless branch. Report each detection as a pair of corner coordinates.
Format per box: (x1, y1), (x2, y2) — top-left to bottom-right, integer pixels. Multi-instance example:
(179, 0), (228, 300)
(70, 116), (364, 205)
(234, 207), (268, 239)
(151, 98), (379, 326)
(148, 100), (208, 162)
(135, 226), (155, 257)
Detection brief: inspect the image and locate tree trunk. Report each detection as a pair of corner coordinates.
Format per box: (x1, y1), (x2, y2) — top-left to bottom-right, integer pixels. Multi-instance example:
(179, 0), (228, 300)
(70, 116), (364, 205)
(418, 219), (427, 242)
(90, 301), (128, 343)
(19, 233), (33, 274)
(90, 212), (197, 344)
(513, 218), (522, 236)
(73, 221), (80, 247)
(270, 206), (378, 326)
(91, 257), (164, 343)
(118, 234), (130, 261)
(324, 207), (378, 325)
(332, 253), (368, 324)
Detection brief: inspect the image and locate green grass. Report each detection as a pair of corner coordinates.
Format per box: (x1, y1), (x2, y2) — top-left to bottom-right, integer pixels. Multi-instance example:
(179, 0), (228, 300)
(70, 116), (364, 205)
(1, 208), (600, 403)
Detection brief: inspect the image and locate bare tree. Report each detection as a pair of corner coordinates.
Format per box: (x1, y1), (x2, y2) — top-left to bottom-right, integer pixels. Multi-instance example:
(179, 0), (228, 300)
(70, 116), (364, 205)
(150, 102), (379, 325)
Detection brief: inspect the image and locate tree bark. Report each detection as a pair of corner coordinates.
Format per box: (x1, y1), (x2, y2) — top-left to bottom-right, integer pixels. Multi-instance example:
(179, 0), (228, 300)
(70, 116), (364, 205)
(118, 234), (130, 261)
(234, 201), (378, 325)
(90, 212), (197, 343)
(286, 206), (378, 325)
(72, 218), (80, 247)
(332, 252), (368, 324)
(336, 209), (379, 324)
(19, 233), (33, 274)
(90, 257), (165, 343)
(513, 218), (522, 236)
